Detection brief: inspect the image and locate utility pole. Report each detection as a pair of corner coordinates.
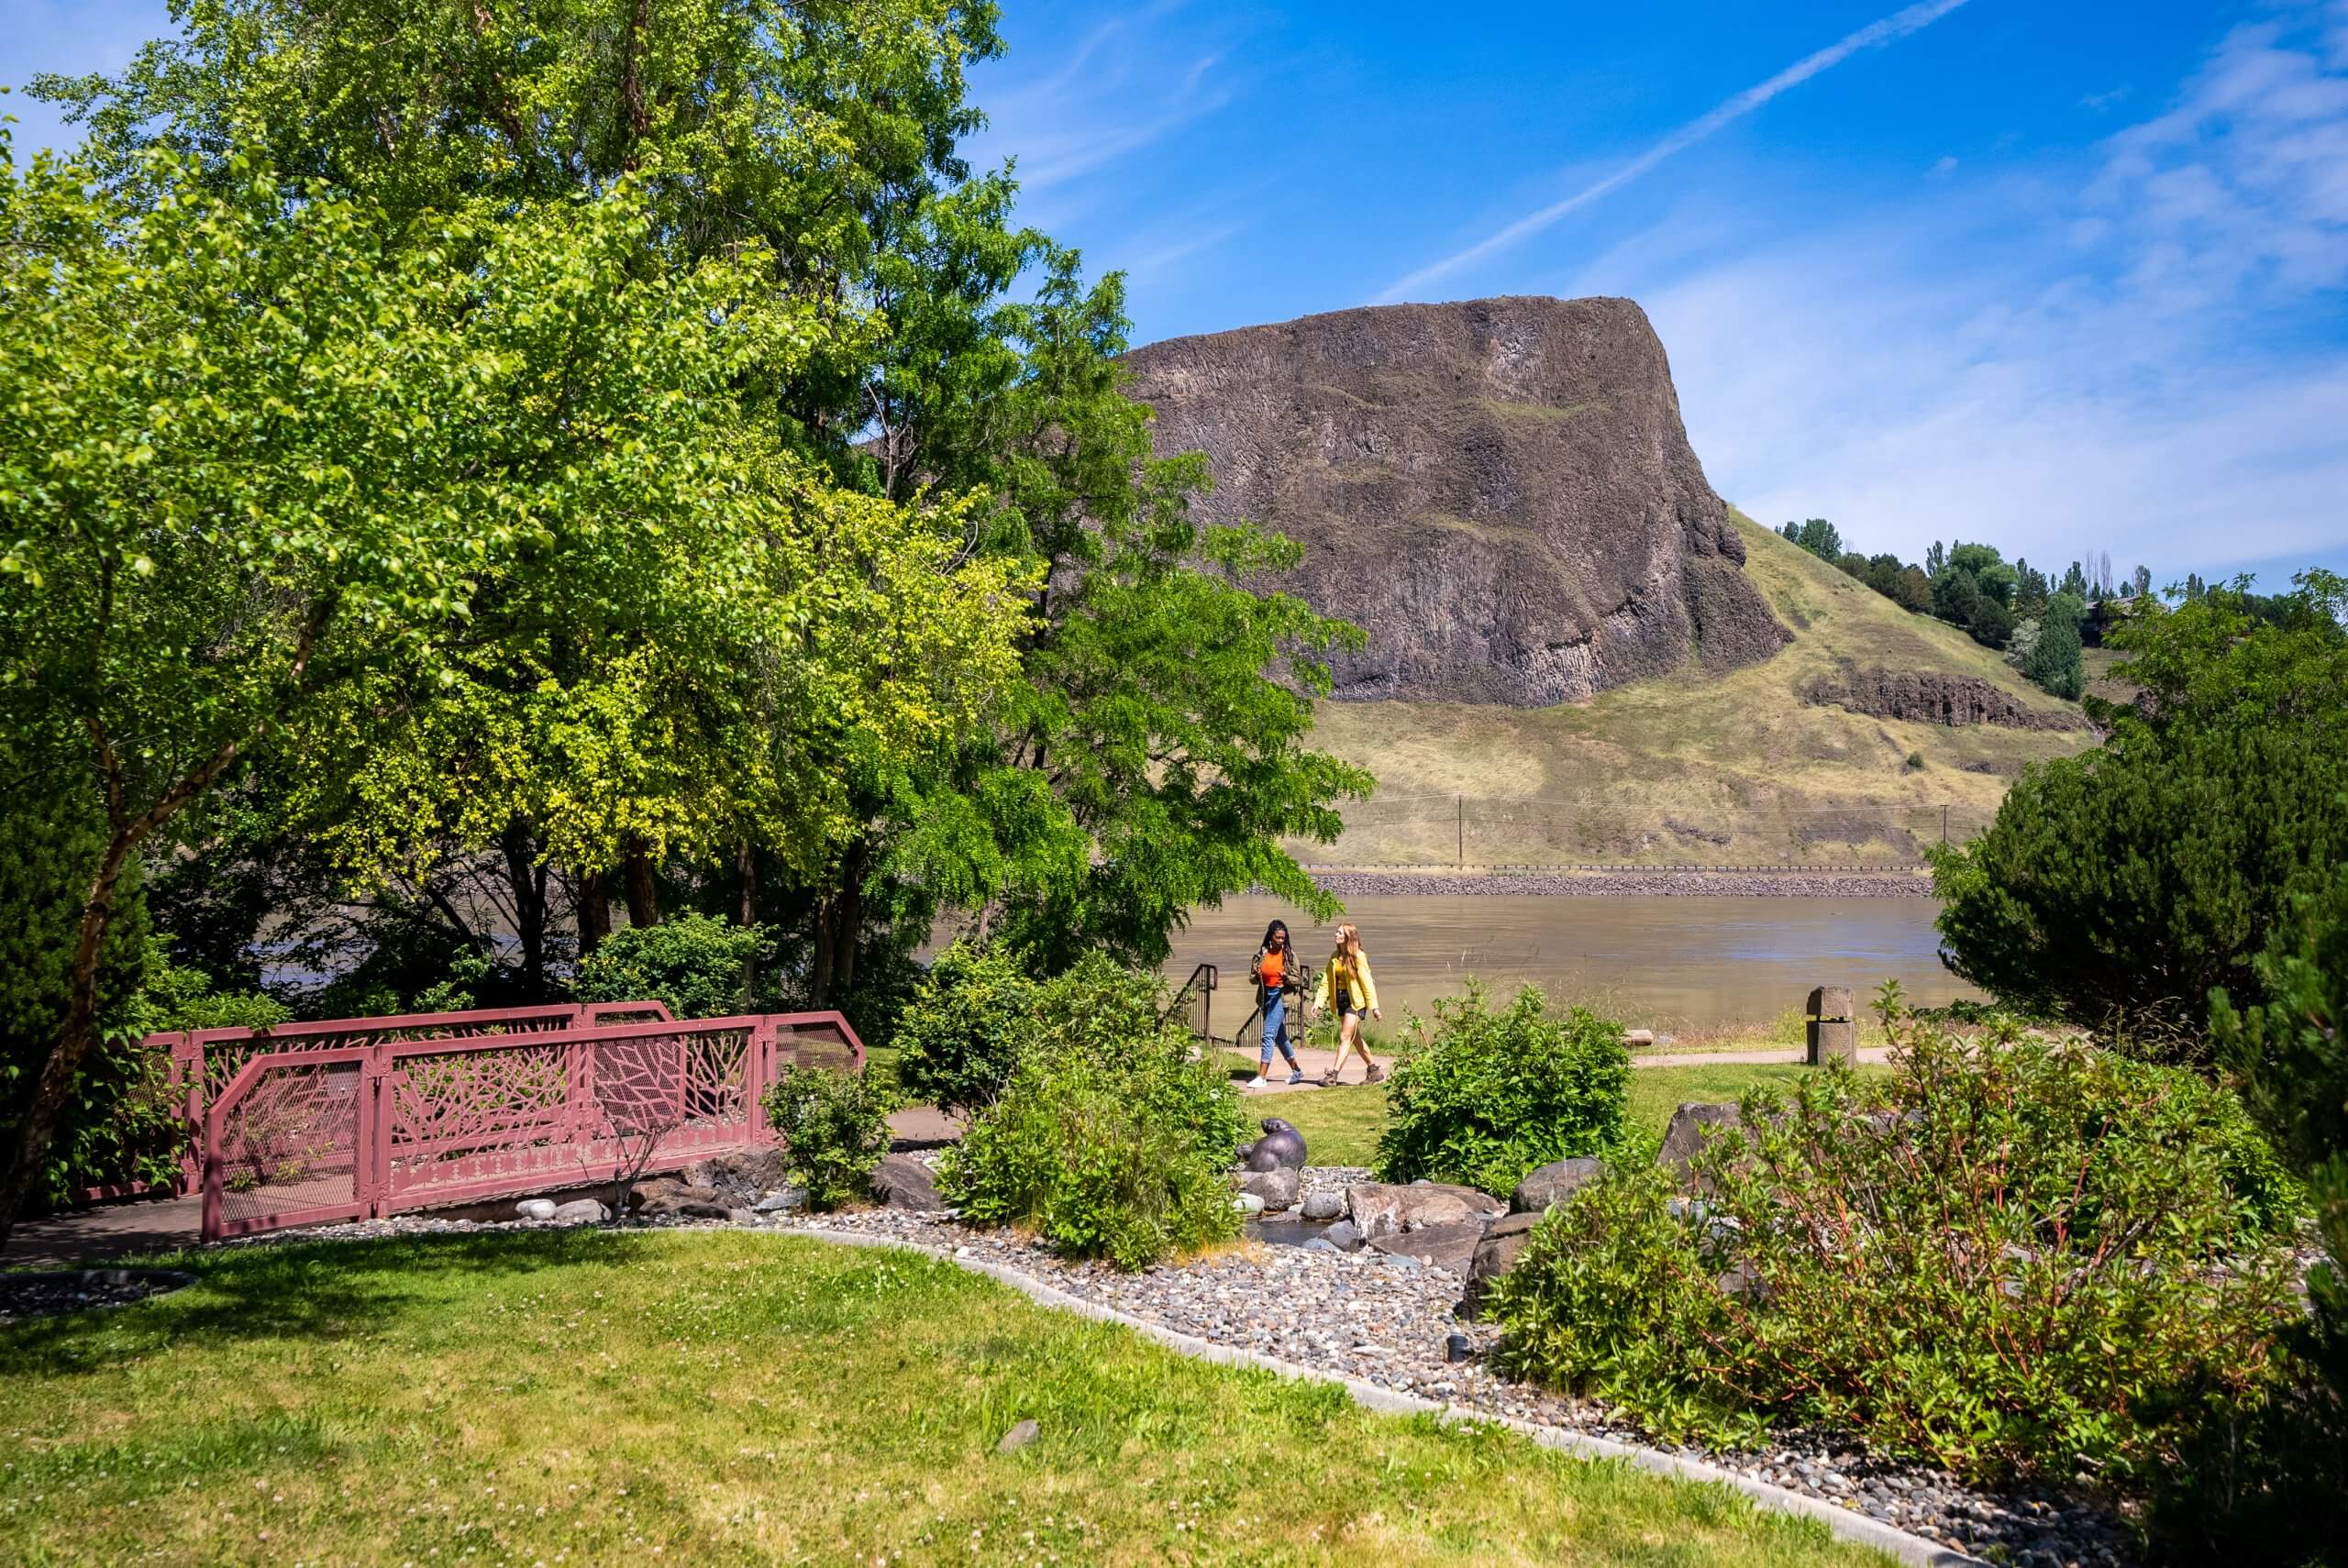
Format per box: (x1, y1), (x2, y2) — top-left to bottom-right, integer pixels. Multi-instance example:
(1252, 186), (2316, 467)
(1456, 795), (1465, 868)
(1941, 804), (1949, 845)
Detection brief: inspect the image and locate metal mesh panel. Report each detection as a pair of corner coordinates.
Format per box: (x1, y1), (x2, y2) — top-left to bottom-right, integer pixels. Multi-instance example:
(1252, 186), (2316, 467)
(212, 1060), (362, 1231)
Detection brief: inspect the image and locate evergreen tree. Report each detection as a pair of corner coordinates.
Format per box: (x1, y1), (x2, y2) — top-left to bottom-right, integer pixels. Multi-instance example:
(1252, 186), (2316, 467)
(2021, 611), (2084, 700)
(2062, 560), (2089, 598)
(1926, 540), (1947, 578)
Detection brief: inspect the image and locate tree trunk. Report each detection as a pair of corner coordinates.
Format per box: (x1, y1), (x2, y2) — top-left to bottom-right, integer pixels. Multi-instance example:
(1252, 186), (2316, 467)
(500, 820), (548, 999)
(736, 839), (759, 1005)
(622, 839), (658, 928)
(577, 869), (612, 956)
(0, 834), (134, 1250)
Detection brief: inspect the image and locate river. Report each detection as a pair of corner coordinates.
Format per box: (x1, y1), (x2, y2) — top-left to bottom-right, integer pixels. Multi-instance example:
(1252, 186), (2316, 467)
(1163, 893), (1978, 1032)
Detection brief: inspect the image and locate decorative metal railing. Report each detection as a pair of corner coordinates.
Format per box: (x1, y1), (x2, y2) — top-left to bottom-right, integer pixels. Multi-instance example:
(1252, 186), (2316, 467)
(144, 1001), (680, 1198)
(198, 1010), (865, 1242)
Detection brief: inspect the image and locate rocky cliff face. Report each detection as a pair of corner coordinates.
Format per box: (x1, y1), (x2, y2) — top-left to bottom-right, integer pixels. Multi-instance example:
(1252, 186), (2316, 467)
(1804, 668), (2085, 731)
(1123, 296), (1787, 705)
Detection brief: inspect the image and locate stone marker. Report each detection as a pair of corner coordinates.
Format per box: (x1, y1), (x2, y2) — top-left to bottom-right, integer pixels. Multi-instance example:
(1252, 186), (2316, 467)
(1806, 984), (1857, 1066)
(995, 1419), (1040, 1454)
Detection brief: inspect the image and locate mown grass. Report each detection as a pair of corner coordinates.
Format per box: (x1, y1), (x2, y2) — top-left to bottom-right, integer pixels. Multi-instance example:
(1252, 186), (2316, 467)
(1269, 1062), (1893, 1170)
(0, 1231), (1888, 1567)
(1298, 514), (2090, 867)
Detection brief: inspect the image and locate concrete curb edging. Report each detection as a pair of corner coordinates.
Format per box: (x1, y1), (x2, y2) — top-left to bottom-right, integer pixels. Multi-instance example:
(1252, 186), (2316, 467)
(774, 1227), (1985, 1568)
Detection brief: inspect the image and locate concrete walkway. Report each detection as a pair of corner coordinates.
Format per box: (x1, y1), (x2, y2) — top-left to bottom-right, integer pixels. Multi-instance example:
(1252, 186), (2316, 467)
(1630, 1046), (1892, 1068)
(3, 1194), (204, 1271)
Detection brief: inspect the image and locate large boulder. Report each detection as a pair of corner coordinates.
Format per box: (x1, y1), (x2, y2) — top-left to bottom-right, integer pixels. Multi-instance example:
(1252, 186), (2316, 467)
(1366, 1221), (1488, 1274)
(1346, 1181), (1505, 1240)
(869, 1154), (943, 1211)
(1657, 1102), (1744, 1173)
(1460, 1210), (1547, 1317)
(683, 1148), (791, 1200)
(1510, 1156), (1605, 1213)
(550, 1198), (609, 1223)
(1237, 1166), (1301, 1213)
(1239, 1117), (1308, 1171)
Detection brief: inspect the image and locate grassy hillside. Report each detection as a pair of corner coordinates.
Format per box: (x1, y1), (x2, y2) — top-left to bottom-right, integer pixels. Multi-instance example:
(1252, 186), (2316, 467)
(1296, 513), (2093, 867)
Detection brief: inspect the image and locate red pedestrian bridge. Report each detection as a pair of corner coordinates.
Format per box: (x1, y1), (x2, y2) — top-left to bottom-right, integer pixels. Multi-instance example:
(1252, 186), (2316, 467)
(139, 1003), (863, 1242)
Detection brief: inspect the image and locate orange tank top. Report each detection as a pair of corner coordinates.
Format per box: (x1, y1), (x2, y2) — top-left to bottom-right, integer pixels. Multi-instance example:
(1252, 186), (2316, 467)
(1257, 949), (1286, 989)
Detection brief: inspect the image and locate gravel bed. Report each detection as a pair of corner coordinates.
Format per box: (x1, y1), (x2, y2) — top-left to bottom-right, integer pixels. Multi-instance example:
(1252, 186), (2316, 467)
(0, 1268), (191, 1324)
(1304, 870), (1937, 899)
(207, 1166), (2138, 1565)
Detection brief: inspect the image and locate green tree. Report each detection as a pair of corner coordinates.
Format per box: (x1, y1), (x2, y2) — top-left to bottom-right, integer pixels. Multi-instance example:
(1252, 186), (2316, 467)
(0, 142), (1023, 1243)
(1778, 518), (1844, 562)
(2021, 609), (2085, 700)
(2187, 865), (2348, 1560)
(1925, 540), (1947, 579)
(1933, 573), (2348, 1052)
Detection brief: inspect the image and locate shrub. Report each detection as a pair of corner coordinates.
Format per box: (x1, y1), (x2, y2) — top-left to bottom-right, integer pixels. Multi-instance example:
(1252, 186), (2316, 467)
(1488, 1007), (2299, 1484)
(939, 955), (1242, 1269)
(1374, 983), (1630, 1198)
(1932, 723), (2348, 1055)
(892, 940), (1037, 1114)
(2162, 863), (2348, 1562)
(762, 1063), (897, 1210)
(2021, 609), (2084, 700)
(573, 912), (770, 1019)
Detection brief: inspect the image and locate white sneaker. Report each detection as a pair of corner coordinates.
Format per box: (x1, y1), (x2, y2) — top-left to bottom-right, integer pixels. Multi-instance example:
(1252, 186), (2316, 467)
(1246, 1074), (1268, 1088)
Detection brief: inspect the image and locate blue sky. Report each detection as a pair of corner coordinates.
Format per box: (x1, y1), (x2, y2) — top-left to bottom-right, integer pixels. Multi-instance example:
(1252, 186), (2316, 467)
(6, 1), (2344, 585)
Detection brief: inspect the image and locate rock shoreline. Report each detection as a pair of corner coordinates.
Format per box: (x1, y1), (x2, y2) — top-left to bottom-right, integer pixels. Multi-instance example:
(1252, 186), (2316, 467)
(1299, 868), (1938, 898)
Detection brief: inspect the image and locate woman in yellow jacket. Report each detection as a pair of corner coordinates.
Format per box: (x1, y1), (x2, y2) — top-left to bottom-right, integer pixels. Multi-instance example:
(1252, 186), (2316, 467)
(1311, 922), (1382, 1087)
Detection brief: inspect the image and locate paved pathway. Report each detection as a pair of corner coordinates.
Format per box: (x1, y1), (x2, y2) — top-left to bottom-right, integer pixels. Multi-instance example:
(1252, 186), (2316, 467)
(1630, 1046), (1892, 1068)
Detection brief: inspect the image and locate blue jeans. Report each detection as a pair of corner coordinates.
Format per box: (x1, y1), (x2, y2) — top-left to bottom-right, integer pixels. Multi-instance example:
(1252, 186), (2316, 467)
(1260, 991), (1295, 1066)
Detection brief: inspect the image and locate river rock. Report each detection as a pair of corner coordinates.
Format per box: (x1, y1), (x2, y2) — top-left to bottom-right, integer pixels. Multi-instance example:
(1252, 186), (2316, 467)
(1323, 1219), (1363, 1252)
(1238, 1117), (1308, 1171)
(633, 1177), (734, 1218)
(1235, 1192), (1267, 1216)
(1366, 1220), (1488, 1274)
(1511, 1157), (1606, 1213)
(514, 1198), (559, 1220)
(726, 1207), (759, 1226)
(870, 1154), (943, 1211)
(1657, 1103), (1744, 1173)
(753, 1187), (807, 1213)
(1237, 1166), (1301, 1212)
(1346, 1181), (1505, 1240)
(1301, 1190), (1344, 1220)
(550, 1198), (609, 1223)
(684, 1148), (791, 1200)
(1460, 1209), (1547, 1316)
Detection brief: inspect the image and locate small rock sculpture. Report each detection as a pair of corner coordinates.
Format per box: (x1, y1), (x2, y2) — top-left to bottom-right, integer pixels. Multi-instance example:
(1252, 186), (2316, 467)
(1238, 1116), (1307, 1171)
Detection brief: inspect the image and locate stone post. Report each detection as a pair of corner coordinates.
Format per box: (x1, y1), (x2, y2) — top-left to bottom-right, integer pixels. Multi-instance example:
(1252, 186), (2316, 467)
(1806, 985), (1856, 1066)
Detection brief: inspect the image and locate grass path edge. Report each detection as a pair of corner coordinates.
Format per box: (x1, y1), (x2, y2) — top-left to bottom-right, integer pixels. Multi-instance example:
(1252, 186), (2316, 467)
(774, 1225), (1983, 1568)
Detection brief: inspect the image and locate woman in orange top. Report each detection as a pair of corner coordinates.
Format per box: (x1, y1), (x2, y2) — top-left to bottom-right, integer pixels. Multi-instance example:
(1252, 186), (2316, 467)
(1312, 922), (1382, 1087)
(1246, 920), (1304, 1087)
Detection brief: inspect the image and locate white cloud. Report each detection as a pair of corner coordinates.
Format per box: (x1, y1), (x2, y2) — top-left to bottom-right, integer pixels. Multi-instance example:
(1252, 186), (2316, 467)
(1616, 6), (2348, 580)
(1373, 0), (1973, 304)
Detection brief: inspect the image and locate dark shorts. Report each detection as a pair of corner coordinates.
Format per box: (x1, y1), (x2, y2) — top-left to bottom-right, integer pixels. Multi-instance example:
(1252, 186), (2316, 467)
(1335, 988), (1362, 1019)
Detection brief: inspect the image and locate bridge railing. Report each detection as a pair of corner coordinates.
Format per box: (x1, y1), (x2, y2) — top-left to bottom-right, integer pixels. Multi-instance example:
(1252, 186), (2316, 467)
(198, 1009), (865, 1241)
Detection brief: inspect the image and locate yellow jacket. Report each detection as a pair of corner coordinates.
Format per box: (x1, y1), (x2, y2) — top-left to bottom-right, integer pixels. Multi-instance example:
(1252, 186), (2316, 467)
(1312, 952), (1378, 1014)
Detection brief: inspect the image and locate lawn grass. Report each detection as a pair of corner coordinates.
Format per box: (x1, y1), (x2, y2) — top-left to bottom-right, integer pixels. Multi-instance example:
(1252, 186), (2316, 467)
(1297, 514), (2091, 867)
(0, 1231), (1888, 1566)
(1269, 1062), (1893, 1170)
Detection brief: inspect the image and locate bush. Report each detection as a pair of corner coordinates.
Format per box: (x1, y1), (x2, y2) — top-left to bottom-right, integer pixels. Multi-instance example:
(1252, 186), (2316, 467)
(892, 940), (1037, 1114)
(939, 955), (1242, 1269)
(1374, 983), (1630, 1198)
(762, 1063), (896, 1210)
(2021, 607), (2085, 700)
(2164, 864), (2348, 1562)
(1489, 1008), (2299, 1484)
(573, 912), (770, 1019)
(1933, 723), (2348, 1054)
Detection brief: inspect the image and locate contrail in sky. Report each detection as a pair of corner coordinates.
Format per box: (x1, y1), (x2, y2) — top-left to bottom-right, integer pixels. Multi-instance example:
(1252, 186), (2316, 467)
(1374, 0), (1973, 304)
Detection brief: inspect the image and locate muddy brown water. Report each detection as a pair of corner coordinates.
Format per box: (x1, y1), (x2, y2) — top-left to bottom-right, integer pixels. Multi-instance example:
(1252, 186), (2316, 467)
(1165, 892), (1979, 1033)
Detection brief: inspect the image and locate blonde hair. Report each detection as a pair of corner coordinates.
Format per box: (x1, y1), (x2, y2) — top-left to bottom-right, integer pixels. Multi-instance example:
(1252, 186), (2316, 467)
(1329, 922), (1362, 966)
